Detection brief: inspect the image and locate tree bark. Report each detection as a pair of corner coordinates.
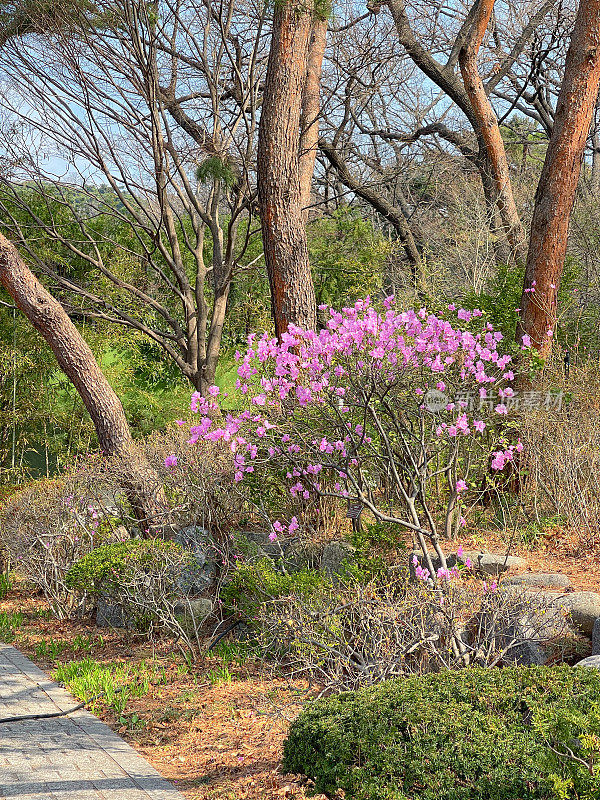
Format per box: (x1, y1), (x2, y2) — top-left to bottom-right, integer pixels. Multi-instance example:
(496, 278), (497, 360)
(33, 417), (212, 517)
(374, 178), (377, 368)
(299, 15), (328, 222)
(257, 0), (317, 339)
(517, 0), (600, 359)
(0, 232), (170, 534)
(459, 0), (527, 265)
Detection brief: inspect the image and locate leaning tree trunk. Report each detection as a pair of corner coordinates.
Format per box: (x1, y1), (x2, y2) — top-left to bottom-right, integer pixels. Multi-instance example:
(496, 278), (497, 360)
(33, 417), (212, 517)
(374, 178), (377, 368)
(0, 233), (170, 535)
(257, 0), (317, 339)
(516, 0), (600, 359)
(459, 0), (527, 265)
(299, 15), (327, 222)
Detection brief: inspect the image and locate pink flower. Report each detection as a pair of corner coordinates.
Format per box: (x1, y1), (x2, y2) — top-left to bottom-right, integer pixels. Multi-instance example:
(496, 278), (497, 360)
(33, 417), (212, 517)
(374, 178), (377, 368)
(521, 334), (532, 348)
(207, 385), (220, 396)
(164, 455), (178, 468)
(456, 480), (467, 493)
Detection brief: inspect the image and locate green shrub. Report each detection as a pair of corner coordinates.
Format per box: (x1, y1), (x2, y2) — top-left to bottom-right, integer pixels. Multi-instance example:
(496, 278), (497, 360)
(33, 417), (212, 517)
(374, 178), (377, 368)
(66, 539), (200, 637)
(283, 665), (600, 800)
(221, 558), (331, 618)
(343, 521), (406, 583)
(65, 539), (187, 596)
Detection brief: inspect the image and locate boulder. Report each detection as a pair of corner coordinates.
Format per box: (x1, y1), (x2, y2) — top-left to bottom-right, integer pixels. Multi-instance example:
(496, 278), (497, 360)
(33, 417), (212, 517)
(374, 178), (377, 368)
(574, 655), (600, 669)
(505, 573), (572, 590)
(458, 551), (526, 576)
(237, 529), (284, 560)
(556, 592), (600, 636)
(96, 598), (134, 629)
(175, 525), (216, 593)
(321, 541), (356, 579)
(593, 617), (600, 656)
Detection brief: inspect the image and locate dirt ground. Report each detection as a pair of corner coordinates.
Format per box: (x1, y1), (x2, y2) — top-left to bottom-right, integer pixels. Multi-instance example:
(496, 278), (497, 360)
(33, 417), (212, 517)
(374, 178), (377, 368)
(1, 531), (599, 800)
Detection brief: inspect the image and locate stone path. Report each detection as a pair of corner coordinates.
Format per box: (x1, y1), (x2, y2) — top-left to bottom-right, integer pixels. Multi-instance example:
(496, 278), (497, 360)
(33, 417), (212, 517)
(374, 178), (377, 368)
(0, 644), (185, 800)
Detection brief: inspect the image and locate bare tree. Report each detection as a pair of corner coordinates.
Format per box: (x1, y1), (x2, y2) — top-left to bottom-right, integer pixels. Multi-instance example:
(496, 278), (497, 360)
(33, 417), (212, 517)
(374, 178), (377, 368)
(0, 0), (265, 393)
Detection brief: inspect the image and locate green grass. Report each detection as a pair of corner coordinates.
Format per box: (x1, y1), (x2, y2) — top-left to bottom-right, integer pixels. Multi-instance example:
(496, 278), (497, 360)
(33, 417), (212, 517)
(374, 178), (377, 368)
(0, 573), (13, 600)
(54, 657), (169, 716)
(207, 665), (233, 686)
(35, 634), (103, 661)
(0, 611), (23, 643)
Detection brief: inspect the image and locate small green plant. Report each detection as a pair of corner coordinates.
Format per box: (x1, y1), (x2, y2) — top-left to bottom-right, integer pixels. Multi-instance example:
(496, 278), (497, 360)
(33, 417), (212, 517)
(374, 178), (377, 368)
(35, 634), (103, 660)
(207, 665), (233, 687)
(0, 610), (23, 643)
(54, 657), (168, 716)
(210, 640), (253, 667)
(0, 572), (12, 600)
(118, 712), (146, 731)
(35, 639), (69, 659)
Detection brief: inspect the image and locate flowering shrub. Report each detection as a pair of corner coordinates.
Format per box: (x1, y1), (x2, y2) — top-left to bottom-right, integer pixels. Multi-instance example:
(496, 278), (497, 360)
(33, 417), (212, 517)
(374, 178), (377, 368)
(182, 298), (521, 580)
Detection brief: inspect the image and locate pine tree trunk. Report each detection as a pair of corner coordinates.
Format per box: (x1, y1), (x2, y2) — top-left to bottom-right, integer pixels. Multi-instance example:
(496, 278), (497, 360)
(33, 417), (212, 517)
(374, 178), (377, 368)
(299, 15), (327, 222)
(257, 1), (317, 339)
(517, 0), (600, 358)
(0, 233), (170, 535)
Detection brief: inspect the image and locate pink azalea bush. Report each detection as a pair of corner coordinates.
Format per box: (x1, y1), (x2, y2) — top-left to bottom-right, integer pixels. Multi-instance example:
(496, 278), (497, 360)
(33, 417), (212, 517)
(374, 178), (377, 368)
(178, 297), (521, 582)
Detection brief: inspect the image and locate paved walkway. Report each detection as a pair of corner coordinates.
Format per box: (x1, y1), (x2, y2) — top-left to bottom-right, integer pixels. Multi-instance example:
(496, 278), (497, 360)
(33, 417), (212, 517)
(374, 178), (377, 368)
(0, 644), (185, 800)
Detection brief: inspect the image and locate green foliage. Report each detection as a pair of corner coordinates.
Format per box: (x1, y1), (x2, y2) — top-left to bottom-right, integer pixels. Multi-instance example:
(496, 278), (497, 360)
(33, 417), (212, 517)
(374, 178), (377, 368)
(0, 610), (23, 642)
(196, 156), (237, 189)
(465, 257), (579, 348)
(221, 558), (331, 618)
(207, 665), (233, 686)
(65, 539), (187, 597)
(54, 657), (168, 716)
(283, 665), (600, 800)
(0, 572), (12, 600)
(343, 521), (405, 583)
(34, 634), (103, 660)
(308, 208), (389, 310)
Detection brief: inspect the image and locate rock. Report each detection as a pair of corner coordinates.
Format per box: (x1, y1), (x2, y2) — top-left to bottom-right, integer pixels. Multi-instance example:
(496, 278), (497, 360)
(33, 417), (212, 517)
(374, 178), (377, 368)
(593, 617), (600, 656)
(575, 655), (600, 669)
(174, 598), (213, 635)
(556, 592), (600, 636)
(321, 541), (356, 579)
(504, 638), (546, 666)
(175, 526), (216, 594)
(458, 551), (526, 576)
(237, 530), (284, 560)
(505, 573), (572, 590)
(96, 598), (134, 629)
